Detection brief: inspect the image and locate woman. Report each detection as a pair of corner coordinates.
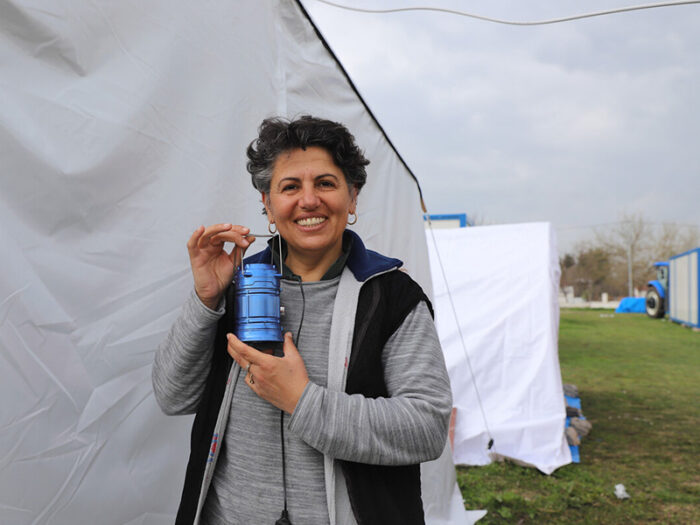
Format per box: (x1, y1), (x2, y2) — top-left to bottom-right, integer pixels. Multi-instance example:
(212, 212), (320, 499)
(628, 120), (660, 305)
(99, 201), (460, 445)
(153, 116), (452, 525)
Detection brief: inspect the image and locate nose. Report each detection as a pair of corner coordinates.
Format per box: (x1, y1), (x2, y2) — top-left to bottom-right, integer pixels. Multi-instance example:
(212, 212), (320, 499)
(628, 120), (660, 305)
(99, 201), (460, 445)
(299, 184), (320, 209)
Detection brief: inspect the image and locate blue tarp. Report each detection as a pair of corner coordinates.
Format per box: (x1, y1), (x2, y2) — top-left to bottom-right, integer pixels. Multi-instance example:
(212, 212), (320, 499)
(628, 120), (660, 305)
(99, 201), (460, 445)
(565, 395), (583, 463)
(615, 297), (646, 313)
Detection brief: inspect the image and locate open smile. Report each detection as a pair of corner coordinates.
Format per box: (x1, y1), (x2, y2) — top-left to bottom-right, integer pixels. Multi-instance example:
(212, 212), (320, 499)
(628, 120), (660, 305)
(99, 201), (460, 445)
(295, 216), (327, 227)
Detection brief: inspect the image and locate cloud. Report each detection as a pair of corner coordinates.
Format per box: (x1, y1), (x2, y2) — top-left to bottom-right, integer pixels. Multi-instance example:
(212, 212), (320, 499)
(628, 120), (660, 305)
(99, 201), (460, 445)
(304, 0), (700, 250)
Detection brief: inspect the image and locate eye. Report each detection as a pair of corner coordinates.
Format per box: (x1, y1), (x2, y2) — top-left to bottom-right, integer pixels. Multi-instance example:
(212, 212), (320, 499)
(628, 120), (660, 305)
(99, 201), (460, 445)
(317, 179), (337, 189)
(282, 183), (299, 192)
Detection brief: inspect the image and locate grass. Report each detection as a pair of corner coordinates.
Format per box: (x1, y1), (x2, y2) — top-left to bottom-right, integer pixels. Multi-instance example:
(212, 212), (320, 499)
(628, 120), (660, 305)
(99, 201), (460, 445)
(457, 309), (700, 523)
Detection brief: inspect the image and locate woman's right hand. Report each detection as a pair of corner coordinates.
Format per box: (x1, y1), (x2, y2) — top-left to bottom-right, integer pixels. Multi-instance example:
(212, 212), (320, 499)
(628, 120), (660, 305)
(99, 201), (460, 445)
(187, 224), (255, 310)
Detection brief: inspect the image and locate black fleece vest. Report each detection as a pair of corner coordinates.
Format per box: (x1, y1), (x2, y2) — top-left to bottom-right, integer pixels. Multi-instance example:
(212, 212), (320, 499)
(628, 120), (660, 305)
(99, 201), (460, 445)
(175, 270), (432, 525)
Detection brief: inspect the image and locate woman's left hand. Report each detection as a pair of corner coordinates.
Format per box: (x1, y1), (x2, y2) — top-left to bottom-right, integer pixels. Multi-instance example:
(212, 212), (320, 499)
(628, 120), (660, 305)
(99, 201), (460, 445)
(226, 332), (309, 414)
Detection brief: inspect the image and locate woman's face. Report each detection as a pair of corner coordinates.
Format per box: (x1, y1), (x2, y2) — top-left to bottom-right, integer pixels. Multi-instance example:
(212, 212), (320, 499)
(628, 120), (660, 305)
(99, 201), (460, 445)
(262, 146), (357, 267)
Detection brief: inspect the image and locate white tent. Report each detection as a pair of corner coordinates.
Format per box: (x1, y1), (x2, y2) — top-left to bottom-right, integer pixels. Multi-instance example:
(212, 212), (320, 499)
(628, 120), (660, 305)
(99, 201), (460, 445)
(427, 223), (572, 475)
(0, 1), (469, 523)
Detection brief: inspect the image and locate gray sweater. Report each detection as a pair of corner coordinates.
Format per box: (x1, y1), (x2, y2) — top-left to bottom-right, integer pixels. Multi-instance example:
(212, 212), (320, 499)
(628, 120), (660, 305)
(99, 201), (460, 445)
(152, 270), (452, 524)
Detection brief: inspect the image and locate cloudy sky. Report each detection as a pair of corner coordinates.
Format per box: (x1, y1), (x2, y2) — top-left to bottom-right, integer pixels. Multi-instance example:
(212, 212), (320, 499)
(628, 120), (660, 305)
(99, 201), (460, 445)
(302, 0), (700, 252)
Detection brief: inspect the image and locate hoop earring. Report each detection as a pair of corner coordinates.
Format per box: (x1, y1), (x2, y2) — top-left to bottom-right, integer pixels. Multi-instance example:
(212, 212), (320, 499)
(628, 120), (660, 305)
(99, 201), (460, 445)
(268, 222), (277, 234)
(347, 212), (357, 225)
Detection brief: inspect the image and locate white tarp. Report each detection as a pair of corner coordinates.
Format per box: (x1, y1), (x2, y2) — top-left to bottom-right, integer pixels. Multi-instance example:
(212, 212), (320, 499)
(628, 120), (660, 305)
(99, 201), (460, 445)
(427, 223), (572, 475)
(0, 1), (469, 523)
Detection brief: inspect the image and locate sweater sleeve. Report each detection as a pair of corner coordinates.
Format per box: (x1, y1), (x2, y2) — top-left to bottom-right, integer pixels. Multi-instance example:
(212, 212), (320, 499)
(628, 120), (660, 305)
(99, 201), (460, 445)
(287, 301), (452, 465)
(151, 290), (225, 415)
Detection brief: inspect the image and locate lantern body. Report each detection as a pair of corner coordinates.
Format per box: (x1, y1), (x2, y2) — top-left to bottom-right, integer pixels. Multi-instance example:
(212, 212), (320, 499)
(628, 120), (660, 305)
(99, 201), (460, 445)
(234, 263), (284, 347)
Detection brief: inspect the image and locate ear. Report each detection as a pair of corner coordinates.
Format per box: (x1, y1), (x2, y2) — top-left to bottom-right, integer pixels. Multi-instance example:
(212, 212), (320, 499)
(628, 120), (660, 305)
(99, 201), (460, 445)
(261, 192), (273, 220)
(349, 186), (359, 214)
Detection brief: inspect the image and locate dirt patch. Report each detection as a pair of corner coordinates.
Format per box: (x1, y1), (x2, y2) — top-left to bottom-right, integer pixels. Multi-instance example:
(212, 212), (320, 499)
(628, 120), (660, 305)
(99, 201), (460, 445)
(658, 503), (700, 522)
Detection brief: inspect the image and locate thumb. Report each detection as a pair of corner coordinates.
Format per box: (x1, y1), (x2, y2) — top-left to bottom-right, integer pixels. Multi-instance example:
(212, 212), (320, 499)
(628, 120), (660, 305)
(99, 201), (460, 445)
(282, 332), (300, 358)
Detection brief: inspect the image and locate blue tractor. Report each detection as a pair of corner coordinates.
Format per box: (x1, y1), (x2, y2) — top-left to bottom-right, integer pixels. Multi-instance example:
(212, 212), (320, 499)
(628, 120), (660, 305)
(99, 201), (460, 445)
(645, 261), (669, 318)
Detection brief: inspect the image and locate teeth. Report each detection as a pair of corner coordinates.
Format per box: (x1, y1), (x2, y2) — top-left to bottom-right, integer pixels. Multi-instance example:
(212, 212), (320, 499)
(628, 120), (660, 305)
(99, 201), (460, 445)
(297, 217), (326, 226)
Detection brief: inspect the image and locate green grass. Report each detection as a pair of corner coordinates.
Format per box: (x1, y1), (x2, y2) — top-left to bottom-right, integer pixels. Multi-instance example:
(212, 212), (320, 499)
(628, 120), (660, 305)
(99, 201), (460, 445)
(457, 310), (700, 524)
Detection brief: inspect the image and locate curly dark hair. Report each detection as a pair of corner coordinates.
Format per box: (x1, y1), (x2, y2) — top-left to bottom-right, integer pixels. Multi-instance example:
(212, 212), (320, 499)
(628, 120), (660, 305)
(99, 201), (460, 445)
(246, 115), (369, 194)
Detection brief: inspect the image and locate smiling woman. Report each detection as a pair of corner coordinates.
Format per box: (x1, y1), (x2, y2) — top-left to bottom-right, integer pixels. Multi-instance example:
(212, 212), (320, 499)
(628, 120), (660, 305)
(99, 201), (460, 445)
(263, 147), (357, 281)
(152, 115), (453, 525)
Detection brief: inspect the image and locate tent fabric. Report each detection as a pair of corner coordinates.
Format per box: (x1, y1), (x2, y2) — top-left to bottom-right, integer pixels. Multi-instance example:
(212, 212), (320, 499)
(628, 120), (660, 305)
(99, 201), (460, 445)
(427, 223), (572, 475)
(0, 1), (467, 523)
(615, 297), (647, 313)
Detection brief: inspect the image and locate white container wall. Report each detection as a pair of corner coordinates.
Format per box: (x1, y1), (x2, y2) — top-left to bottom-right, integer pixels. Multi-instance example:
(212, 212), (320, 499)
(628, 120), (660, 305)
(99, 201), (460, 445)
(669, 248), (700, 328)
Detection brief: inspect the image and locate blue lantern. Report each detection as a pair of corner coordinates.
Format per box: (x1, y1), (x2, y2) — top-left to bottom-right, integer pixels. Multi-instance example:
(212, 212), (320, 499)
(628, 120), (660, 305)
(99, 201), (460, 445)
(233, 263), (284, 349)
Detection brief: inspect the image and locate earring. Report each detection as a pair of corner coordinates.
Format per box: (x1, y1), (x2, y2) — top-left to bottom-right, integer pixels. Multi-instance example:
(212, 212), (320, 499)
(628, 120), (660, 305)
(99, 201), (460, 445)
(268, 222), (277, 234)
(347, 212), (357, 225)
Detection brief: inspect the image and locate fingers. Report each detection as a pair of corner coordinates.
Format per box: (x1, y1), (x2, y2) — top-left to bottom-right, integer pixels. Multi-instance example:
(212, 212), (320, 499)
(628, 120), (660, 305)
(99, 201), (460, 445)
(188, 224), (229, 255)
(227, 332), (309, 413)
(228, 332), (295, 365)
(282, 332), (298, 357)
(188, 223), (255, 257)
(226, 333), (270, 369)
(199, 224), (250, 248)
(227, 333), (274, 388)
(243, 361), (255, 384)
(186, 225), (206, 251)
(210, 231), (255, 249)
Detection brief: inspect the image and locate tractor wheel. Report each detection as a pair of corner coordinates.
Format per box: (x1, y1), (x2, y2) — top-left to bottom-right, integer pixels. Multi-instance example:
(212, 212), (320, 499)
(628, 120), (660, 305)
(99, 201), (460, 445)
(645, 288), (665, 318)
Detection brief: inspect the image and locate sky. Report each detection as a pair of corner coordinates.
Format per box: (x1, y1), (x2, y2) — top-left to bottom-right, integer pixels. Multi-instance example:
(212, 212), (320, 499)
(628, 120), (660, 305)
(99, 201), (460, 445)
(302, 0), (700, 253)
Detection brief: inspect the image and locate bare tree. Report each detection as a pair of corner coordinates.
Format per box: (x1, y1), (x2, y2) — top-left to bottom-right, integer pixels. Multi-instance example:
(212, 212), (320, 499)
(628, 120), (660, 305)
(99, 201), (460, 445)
(574, 247), (612, 300)
(560, 240), (626, 300)
(650, 223), (700, 261)
(594, 212), (649, 296)
(560, 216), (699, 300)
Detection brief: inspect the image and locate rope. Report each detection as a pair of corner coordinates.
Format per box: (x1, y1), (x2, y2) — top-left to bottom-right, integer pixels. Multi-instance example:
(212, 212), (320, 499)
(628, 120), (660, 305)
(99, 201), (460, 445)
(424, 214), (495, 451)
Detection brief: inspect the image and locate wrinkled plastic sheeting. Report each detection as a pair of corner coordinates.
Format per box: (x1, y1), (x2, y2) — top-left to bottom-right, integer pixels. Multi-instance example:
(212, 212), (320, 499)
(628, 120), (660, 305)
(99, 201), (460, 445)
(428, 223), (572, 475)
(421, 442), (485, 524)
(0, 0), (468, 523)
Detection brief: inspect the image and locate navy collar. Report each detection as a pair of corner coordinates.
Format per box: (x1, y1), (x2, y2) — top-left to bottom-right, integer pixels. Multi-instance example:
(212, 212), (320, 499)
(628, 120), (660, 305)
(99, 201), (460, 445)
(265, 232), (353, 281)
(243, 230), (402, 282)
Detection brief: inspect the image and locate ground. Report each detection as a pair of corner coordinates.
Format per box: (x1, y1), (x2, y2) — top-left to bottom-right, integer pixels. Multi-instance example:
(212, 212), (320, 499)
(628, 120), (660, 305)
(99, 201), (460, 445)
(457, 309), (700, 524)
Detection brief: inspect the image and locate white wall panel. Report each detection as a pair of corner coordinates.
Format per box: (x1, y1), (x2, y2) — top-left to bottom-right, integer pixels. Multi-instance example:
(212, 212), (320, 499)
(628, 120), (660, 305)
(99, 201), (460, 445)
(669, 249), (700, 327)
